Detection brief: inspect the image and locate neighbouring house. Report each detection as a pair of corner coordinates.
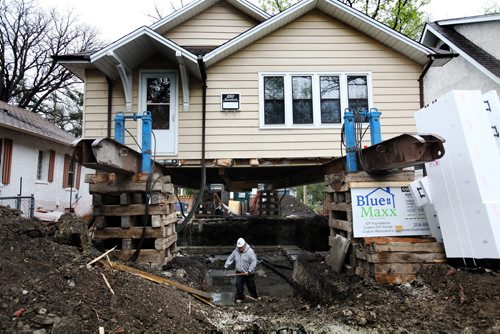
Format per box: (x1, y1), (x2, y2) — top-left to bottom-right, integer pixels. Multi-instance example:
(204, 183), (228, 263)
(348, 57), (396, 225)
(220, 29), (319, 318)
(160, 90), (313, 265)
(0, 101), (91, 216)
(54, 0), (453, 190)
(420, 14), (500, 104)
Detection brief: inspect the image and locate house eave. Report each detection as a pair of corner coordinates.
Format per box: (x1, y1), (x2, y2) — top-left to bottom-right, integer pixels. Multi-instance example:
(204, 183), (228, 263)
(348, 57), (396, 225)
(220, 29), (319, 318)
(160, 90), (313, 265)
(0, 124), (73, 147)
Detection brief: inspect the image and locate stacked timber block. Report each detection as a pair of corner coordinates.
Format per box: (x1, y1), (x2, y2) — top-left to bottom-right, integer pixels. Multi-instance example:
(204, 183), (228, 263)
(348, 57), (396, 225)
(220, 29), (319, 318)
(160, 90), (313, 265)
(86, 172), (177, 269)
(196, 191), (220, 218)
(257, 190), (279, 216)
(355, 237), (446, 284)
(324, 171), (446, 284)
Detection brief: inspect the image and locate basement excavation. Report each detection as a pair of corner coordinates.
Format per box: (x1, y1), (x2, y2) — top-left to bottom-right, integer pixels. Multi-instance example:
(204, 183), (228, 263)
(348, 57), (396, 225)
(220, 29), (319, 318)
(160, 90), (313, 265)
(0, 205), (499, 333)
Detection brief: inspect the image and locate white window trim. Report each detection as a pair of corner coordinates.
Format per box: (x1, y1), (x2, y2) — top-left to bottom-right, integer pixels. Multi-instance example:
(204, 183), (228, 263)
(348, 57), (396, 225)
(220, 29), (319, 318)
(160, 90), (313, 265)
(259, 72), (373, 129)
(137, 69), (179, 156)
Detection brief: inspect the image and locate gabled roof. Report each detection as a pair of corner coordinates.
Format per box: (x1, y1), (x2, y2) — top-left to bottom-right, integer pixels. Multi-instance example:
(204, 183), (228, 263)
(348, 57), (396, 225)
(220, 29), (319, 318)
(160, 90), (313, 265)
(0, 101), (75, 146)
(150, 0), (270, 35)
(204, 0), (438, 67)
(89, 26), (200, 80)
(421, 19), (500, 85)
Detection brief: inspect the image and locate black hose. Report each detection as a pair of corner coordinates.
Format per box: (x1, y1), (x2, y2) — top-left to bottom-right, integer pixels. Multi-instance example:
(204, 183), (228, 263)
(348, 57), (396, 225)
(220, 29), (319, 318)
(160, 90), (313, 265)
(259, 258), (296, 287)
(176, 56), (208, 234)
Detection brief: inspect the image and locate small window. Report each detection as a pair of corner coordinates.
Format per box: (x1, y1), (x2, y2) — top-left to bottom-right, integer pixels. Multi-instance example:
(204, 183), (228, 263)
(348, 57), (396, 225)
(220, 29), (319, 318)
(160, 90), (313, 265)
(264, 76), (285, 125)
(147, 77), (171, 130)
(348, 75), (369, 121)
(36, 151), (44, 180)
(292, 76), (313, 124)
(320, 76), (341, 124)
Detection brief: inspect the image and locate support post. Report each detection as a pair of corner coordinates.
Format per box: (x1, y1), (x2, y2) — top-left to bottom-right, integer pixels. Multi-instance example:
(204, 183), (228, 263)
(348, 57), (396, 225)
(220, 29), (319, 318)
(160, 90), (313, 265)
(369, 108), (382, 145)
(343, 110), (358, 172)
(141, 111), (152, 173)
(114, 112), (125, 144)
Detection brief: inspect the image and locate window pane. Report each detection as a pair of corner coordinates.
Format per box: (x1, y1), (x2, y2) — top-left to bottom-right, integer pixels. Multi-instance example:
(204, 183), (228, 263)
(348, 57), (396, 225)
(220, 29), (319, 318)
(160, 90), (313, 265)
(264, 76), (284, 99)
(320, 76), (340, 99)
(292, 76), (313, 124)
(36, 151), (43, 180)
(348, 75), (369, 121)
(264, 76), (285, 125)
(321, 100), (341, 123)
(148, 105), (170, 129)
(292, 76), (312, 99)
(320, 76), (340, 124)
(147, 78), (170, 104)
(347, 76), (367, 99)
(265, 101), (285, 124)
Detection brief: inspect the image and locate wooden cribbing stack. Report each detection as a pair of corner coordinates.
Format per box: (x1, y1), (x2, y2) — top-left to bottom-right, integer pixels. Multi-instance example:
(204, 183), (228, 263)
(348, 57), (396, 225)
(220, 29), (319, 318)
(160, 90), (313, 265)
(324, 171), (446, 284)
(257, 190), (279, 216)
(87, 172), (178, 269)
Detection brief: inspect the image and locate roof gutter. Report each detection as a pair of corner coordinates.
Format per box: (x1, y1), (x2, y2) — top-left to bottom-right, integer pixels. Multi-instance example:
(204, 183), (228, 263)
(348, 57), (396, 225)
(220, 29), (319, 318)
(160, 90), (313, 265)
(418, 52), (459, 108)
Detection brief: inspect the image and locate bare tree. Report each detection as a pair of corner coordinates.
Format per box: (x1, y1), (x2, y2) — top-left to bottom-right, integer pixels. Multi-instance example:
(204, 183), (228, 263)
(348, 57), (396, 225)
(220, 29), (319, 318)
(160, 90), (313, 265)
(0, 0), (101, 114)
(146, 0), (187, 21)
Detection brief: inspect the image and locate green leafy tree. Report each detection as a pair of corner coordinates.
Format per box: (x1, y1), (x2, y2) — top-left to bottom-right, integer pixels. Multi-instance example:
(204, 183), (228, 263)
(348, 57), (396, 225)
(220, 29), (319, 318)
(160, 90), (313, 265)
(258, 0), (430, 39)
(294, 183), (325, 208)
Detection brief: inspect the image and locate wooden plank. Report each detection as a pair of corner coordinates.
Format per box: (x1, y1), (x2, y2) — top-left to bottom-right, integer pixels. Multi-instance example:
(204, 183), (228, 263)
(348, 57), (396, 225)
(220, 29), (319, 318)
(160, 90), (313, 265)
(368, 242), (445, 253)
(359, 262), (437, 274)
(328, 219), (352, 233)
(326, 235), (350, 273)
(151, 213), (178, 227)
(93, 203), (175, 216)
(349, 181), (410, 188)
(110, 261), (212, 300)
(344, 171), (415, 183)
(155, 234), (177, 251)
(85, 173), (170, 184)
(93, 226), (173, 239)
(355, 249), (446, 263)
(326, 201), (352, 212)
(363, 237), (436, 244)
(89, 181), (173, 194)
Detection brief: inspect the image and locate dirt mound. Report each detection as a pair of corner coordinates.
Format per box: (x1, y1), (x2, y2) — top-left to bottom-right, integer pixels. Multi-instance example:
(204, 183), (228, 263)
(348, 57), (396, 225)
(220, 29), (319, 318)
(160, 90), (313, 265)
(287, 252), (500, 332)
(279, 195), (316, 217)
(0, 206), (215, 333)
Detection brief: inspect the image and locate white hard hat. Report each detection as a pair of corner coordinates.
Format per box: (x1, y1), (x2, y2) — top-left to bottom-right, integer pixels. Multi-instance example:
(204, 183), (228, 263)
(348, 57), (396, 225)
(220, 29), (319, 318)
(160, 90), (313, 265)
(236, 238), (246, 248)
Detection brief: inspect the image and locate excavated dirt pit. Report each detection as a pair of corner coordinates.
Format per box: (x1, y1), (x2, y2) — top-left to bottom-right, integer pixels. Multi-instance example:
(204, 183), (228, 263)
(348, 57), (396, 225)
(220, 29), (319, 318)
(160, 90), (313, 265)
(1, 206), (499, 333)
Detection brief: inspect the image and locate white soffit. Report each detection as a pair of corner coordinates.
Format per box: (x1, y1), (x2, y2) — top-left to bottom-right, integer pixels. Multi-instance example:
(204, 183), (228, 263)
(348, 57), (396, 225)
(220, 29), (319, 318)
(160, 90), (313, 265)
(150, 0), (270, 36)
(90, 27), (200, 80)
(205, 0), (434, 67)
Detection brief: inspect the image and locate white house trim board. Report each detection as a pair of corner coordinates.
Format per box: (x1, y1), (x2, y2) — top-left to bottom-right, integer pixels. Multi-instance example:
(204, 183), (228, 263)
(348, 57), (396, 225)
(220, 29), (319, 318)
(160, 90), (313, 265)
(150, 0), (270, 35)
(108, 51), (133, 112)
(204, 0), (435, 67)
(423, 25), (500, 85)
(176, 51), (190, 112)
(437, 14), (500, 26)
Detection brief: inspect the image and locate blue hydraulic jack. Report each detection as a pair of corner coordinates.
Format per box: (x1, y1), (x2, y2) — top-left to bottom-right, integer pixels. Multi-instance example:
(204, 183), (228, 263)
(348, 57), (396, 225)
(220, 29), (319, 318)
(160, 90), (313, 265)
(114, 111), (153, 174)
(343, 108), (382, 173)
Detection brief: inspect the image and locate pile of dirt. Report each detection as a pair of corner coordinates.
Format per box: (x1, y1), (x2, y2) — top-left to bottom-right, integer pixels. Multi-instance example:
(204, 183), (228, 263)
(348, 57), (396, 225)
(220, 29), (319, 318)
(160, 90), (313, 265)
(1, 205), (499, 333)
(0, 206), (216, 333)
(279, 195), (317, 217)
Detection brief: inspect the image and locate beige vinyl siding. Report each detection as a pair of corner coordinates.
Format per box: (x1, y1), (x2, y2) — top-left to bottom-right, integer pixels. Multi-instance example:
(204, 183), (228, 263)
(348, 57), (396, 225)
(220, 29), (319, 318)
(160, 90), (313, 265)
(175, 10), (422, 160)
(163, 1), (258, 47)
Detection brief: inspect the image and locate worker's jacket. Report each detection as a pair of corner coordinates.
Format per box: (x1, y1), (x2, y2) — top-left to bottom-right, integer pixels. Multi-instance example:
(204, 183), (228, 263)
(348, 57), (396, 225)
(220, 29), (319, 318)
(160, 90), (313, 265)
(224, 244), (257, 274)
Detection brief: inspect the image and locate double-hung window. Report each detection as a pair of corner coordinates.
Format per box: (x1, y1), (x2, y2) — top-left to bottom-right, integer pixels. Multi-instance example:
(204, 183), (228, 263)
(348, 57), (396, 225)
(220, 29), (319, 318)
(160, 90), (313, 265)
(260, 72), (371, 128)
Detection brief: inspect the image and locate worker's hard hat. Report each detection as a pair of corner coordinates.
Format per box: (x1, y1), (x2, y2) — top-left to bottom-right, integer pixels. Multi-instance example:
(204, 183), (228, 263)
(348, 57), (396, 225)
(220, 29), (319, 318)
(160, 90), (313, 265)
(236, 238), (246, 248)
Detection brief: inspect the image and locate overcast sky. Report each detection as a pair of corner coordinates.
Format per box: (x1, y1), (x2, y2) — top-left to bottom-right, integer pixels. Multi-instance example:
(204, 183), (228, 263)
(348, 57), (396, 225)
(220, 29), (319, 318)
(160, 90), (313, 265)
(37, 0), (499, 42)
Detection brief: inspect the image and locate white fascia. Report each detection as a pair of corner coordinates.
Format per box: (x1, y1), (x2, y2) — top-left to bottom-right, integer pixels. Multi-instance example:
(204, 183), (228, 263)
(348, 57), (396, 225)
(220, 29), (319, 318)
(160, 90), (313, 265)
(437, 14), (500, 26)
(425, 25), (500, 85)
(321, 0), (433, 56)
(176, 51), (190, 112)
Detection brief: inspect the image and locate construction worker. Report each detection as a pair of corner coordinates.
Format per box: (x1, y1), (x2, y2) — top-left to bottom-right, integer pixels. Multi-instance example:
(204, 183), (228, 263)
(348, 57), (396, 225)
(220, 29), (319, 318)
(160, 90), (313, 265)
(224, 237), (258, 303)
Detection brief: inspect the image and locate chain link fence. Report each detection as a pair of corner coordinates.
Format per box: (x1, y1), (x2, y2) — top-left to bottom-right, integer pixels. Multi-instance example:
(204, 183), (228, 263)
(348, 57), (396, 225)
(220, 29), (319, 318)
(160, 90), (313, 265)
(0, 195), (35, 218)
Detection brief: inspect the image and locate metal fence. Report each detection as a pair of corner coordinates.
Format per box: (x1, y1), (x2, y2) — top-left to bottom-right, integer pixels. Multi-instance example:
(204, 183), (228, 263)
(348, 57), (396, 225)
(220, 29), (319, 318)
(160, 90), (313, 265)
(0, 195), (35, 218)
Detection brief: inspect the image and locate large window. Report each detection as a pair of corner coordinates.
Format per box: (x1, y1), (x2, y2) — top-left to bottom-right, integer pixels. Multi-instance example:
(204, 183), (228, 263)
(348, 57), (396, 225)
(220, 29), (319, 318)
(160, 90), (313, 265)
(260, 73), (371, 128)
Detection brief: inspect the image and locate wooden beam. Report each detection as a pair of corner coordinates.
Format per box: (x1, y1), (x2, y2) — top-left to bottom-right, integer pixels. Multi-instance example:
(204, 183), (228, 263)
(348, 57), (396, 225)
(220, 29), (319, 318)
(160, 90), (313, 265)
(110, 262), (212, 300)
